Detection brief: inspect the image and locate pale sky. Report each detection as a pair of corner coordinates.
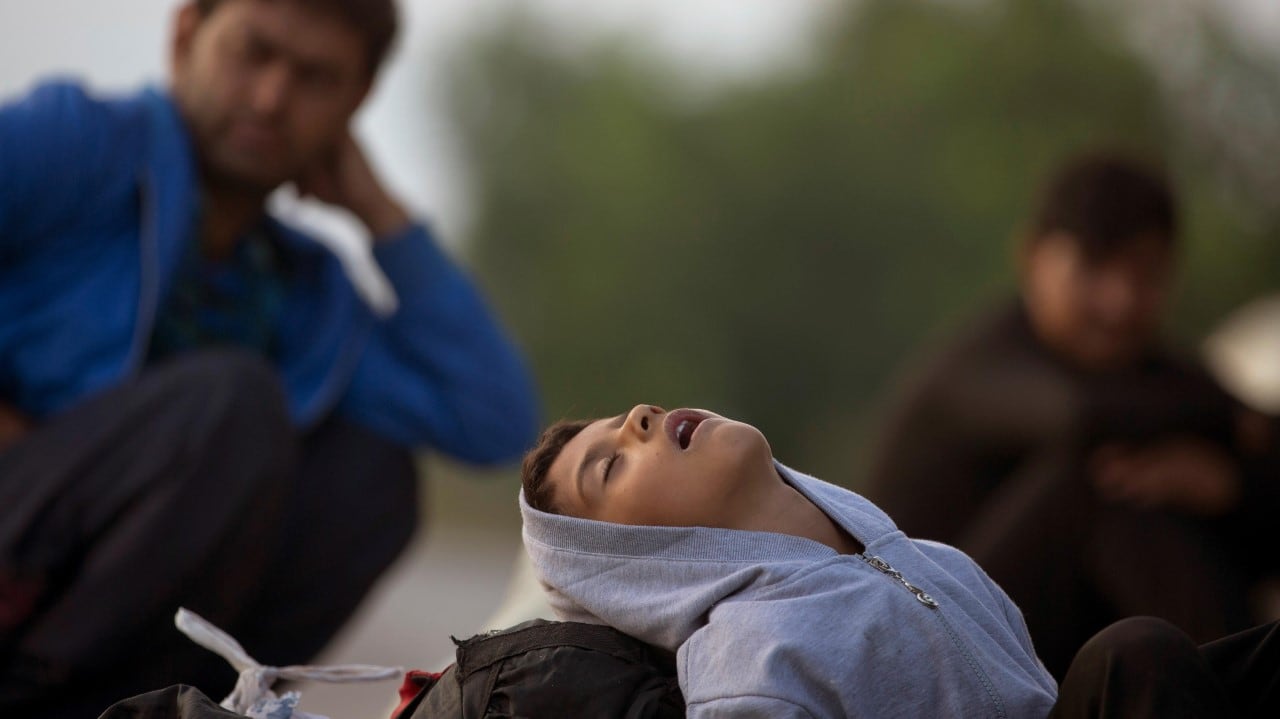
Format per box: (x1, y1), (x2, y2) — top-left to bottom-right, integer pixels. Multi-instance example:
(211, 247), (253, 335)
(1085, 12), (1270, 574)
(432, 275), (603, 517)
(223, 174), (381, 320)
(1, 0), (1274, 243)
(0, 0), (834, 243)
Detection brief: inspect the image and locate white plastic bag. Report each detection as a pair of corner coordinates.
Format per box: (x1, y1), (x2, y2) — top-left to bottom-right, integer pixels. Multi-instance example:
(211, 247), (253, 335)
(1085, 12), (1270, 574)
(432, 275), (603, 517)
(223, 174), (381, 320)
(175, 608), (403, 719)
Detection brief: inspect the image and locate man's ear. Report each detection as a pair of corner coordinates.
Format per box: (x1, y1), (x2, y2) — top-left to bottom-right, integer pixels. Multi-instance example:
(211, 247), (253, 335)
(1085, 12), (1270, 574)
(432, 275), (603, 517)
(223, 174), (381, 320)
(170, 3), (203, 77)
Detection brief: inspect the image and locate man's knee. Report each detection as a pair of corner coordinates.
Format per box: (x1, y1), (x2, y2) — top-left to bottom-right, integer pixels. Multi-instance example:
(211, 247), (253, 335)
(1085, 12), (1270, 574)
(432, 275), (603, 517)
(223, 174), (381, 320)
(144, 349), (290, 432)
(1076, 616), (1197, 674)
(130, 350), (296, 490)
(1055, 617), (1232, 718)
(300, 419), (419, 544)
(149, 348), (283, 404)
(375, 444), (419, 548)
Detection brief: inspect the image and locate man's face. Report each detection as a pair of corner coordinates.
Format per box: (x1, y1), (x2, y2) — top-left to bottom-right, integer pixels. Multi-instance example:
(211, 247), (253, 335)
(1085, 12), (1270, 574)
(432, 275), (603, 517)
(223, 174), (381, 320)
(1022, 231), (1174, 371)
(170, 0), (371, 191)
(546, 405), (779, 527)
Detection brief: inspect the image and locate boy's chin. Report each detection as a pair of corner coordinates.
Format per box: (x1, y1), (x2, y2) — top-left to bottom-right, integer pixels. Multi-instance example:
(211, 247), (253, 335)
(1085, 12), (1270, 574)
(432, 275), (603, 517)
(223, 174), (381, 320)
(718, 426), (776, 480)
(715, 421), (771, 455)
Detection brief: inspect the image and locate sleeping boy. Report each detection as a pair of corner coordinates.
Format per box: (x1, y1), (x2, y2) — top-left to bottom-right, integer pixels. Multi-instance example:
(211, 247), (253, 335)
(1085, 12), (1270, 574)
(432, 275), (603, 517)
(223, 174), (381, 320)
(519, 404), (1059, 718)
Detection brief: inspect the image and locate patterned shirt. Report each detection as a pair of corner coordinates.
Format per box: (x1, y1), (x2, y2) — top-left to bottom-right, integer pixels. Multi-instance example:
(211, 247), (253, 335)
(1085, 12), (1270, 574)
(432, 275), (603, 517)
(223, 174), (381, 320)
(147, 224), (288, 363)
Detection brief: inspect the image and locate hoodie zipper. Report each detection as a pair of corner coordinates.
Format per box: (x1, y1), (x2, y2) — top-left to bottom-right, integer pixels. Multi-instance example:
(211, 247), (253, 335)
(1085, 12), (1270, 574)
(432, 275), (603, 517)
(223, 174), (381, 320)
(858, 554), (1008, 717)
(858, 554), (939, 608)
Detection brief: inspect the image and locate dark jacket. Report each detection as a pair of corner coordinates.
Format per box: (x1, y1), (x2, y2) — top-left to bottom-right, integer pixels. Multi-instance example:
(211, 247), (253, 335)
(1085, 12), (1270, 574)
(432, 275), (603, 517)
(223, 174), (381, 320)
(868, 300), (1275, 543)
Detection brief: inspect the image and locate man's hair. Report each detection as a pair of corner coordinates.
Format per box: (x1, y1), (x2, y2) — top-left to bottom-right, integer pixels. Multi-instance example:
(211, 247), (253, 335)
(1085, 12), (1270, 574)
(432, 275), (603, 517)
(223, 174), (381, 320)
(1029, 152), (1177, 260)
(196, 0), (398, 74)
(521, 419), (591, 515)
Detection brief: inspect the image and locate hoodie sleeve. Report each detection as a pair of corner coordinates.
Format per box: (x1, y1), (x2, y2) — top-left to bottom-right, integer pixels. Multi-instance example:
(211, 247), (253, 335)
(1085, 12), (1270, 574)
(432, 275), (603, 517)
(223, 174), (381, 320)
(687, 696), (819, 718)
(337, 223), (540, 462)
(0, 81), (139, 256)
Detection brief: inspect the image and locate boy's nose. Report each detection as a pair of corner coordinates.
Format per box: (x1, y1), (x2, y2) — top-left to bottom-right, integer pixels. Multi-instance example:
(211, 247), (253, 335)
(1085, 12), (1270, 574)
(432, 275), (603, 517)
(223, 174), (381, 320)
(624, 404), (664, 436)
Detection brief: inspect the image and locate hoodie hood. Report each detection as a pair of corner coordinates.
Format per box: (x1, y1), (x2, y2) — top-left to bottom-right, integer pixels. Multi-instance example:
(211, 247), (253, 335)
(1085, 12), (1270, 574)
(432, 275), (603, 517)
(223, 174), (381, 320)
(519, 462), (897, 652)
(521, 462), (1058, 717)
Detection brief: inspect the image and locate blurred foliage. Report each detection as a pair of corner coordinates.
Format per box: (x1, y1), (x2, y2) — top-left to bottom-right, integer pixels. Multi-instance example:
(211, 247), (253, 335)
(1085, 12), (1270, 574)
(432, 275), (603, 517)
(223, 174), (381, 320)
(447, 0), (1280, 485)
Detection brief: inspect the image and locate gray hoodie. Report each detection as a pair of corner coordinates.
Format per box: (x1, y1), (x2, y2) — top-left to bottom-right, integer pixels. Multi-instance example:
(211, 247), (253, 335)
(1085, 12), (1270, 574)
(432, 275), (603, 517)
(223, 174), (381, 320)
(520, 463), (1058, 718)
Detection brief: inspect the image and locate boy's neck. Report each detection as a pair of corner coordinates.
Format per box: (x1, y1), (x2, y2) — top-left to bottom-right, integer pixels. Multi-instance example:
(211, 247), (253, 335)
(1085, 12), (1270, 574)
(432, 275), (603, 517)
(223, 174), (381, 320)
(760, 480), (864, 556)
(810, 505), (864, 556)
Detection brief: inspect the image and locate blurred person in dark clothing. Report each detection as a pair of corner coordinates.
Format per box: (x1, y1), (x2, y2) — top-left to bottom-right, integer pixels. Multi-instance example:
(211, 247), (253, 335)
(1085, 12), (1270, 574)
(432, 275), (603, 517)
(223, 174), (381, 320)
(0, 0), (537, 715)
(866, 152), (1280, 679)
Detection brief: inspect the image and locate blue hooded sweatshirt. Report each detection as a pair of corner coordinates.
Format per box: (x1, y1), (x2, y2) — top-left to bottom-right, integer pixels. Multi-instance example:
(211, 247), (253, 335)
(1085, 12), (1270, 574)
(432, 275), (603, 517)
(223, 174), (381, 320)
(0, 81), (538, 461)
(521, 463), (1058, 718)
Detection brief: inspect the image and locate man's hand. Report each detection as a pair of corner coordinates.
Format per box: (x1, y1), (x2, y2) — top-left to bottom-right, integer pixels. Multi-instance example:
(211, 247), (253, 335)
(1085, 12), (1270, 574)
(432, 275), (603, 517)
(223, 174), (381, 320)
(1090, 437), (1242, 516)
(0, 400), (31, 453)
(296, 132), (411, 240)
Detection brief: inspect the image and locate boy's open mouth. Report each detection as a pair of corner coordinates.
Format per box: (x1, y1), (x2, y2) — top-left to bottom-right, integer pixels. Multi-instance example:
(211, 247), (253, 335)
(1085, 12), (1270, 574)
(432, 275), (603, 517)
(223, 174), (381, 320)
(664, 409), (708, 450)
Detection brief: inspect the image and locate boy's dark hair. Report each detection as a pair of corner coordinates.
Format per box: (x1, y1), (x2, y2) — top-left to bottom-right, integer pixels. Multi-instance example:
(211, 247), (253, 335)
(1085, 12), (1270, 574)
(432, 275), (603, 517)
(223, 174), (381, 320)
(522, 420), (591, 515)
(1029, 152), (1177, 260)
(196, 0), (398, 74)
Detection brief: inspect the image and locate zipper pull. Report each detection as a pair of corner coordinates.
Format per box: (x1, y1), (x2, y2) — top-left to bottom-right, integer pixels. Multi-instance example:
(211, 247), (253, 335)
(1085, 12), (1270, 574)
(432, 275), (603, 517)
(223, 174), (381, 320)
(860, 554), (939, 608)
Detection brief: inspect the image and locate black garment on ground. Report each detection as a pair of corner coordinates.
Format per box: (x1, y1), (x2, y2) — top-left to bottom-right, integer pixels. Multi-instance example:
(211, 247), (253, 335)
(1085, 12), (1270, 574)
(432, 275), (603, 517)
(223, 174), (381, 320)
(0, 350), (417, 719)
(99, 685), (246, 719)
(397, 619), (685, 719)
(1051, 617), (1280, 718)
(867, 300), (1280, 678)
(94, 617), (1280, 719)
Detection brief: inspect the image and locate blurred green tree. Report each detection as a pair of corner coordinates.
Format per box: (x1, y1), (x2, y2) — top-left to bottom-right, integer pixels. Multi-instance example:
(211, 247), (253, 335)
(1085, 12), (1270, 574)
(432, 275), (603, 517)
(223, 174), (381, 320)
(448, 0), (1280, 485)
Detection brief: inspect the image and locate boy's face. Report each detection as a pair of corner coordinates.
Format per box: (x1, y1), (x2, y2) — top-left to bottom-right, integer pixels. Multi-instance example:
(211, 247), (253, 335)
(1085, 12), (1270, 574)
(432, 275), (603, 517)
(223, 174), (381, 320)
(1022, 231), (1174, 371)
(546, 405), (779, 528)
